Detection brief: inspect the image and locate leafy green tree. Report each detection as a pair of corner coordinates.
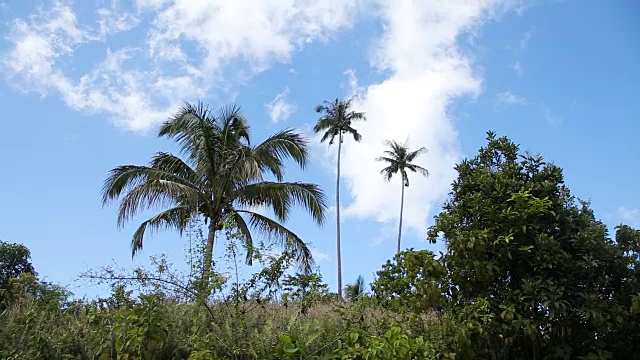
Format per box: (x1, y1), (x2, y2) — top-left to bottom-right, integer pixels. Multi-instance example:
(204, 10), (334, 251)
(377, 140), (429, 254)
(102, 102), (327, 286)
(424, 131), (640, 359)
(0, 240), (35, 296)
(314, 96), (366, 299)
(282, 271), (331, 313)
(372, 249), (447, 313)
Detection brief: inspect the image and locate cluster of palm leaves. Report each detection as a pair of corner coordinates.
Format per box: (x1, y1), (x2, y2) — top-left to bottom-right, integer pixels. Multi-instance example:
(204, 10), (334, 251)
(102, 98), (429, 299)
(102, 103), (327, 284)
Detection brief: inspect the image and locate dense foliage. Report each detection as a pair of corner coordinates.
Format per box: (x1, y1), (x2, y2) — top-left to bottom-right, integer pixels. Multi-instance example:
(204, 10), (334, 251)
(0, 240), (35, 300)
(2, 130), (638, 359)
(373, 132), (640, 359)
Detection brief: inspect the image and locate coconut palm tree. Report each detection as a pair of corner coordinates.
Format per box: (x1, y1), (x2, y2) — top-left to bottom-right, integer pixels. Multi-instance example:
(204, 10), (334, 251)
(102, 102), (327, 287)
(313, 96), (365, 299)
(377, 140), (429, 254)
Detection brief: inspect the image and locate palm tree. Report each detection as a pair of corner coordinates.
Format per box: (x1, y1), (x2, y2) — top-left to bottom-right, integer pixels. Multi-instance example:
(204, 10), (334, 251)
(377, 140), (429, 254)
(102, 102), (327, 287)
(313, 96), (365, 299)
(344, 275), (366, 302)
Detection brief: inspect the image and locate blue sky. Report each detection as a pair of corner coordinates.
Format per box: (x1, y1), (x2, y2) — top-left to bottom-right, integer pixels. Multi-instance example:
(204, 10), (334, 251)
(0, 0), (639, 297)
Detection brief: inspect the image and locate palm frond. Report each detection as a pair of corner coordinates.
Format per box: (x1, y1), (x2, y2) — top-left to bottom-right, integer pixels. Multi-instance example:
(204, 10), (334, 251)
(130, 205), (192, 256)
(379, 165), (398, 182)
(346, 110), (366, 122)
(116, 180), (203, 228)
(236, 210), (314, 273)
(158, 101), (220, 182)
(406, 146), (428, 162)
(149, 152), (202, 186)
(253, 129), (309, 178)
(375, 156), (397, 165)
(101, 165), (201, 206)
(219, 104), (250, 146)
(344, 126), (362, 142)
(233, 213), (254, 266)
(313, 117), (336, 133)
(235, 182), (327, 225)
(407, 164), (429, 177)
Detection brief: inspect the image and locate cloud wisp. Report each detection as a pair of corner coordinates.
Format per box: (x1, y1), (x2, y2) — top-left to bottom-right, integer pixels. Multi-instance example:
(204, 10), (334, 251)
(497, 90), (529, 105)
(266, 87), (296, 123)
(2, 0), (360, 132)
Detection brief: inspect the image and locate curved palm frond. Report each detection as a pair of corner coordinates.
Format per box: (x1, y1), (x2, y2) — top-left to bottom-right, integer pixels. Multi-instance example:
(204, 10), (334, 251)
(314, 99), (339, 116)
(116, 179), (204, 228)
(344, 125), (362, 142)
(101, 165), (202, 206)
(406, 146), (428, 162)
(234, 182), (327, 225)
(219, 103), (250, 146)
(130, 205), (192, 256)
(379, 166), (398, 182)
(149, 152), (202, 186)
(345, 109), (365, 123)
(407, 164), (429, 177)
(232, 213), (254, 266)
(158, 102), (221, 183)
(312, 117), (336, 133)
(252, 129), (309, 179)
(236, 210), (314, 273)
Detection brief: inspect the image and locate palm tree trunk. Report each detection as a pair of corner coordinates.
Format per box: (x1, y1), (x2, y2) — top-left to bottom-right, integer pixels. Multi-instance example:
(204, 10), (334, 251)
(202, 220), (216, 286)
(397, 181), (405, 254)
(336, 132), (343, 300)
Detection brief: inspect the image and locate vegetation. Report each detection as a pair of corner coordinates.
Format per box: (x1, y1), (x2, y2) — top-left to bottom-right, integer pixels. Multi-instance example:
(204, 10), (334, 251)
(2, 100), (639, 359)
(0, 240), (35, 307)
(101, 102), (327, 290)
(344, 275), (366, 302)
(314, 96), (366, 299)
(376, 140), (429, 254)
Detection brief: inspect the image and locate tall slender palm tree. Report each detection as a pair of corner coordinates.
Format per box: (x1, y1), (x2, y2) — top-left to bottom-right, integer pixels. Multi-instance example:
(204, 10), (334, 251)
(377, 140), (429, 254)
(102, 102), (327, 286)
(313, 96), (365, 299)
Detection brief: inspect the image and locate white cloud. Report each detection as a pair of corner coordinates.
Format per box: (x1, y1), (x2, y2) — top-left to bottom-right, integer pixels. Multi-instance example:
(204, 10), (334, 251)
(266, 87), (296, 123)
(512, 61), (524, 76)
(330, 0), (524, 237)
(544, 107), (563, 126)
(519, 31), (532, 50)
(310, 249), (330, 263)
(2, 0), (361, 132)
(619, 207), (640, 228)
(143, 0), (361, 75)
(95, 4), (140, 38)
(497, 90), (528, 105)
(342, 68), (364, 97)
